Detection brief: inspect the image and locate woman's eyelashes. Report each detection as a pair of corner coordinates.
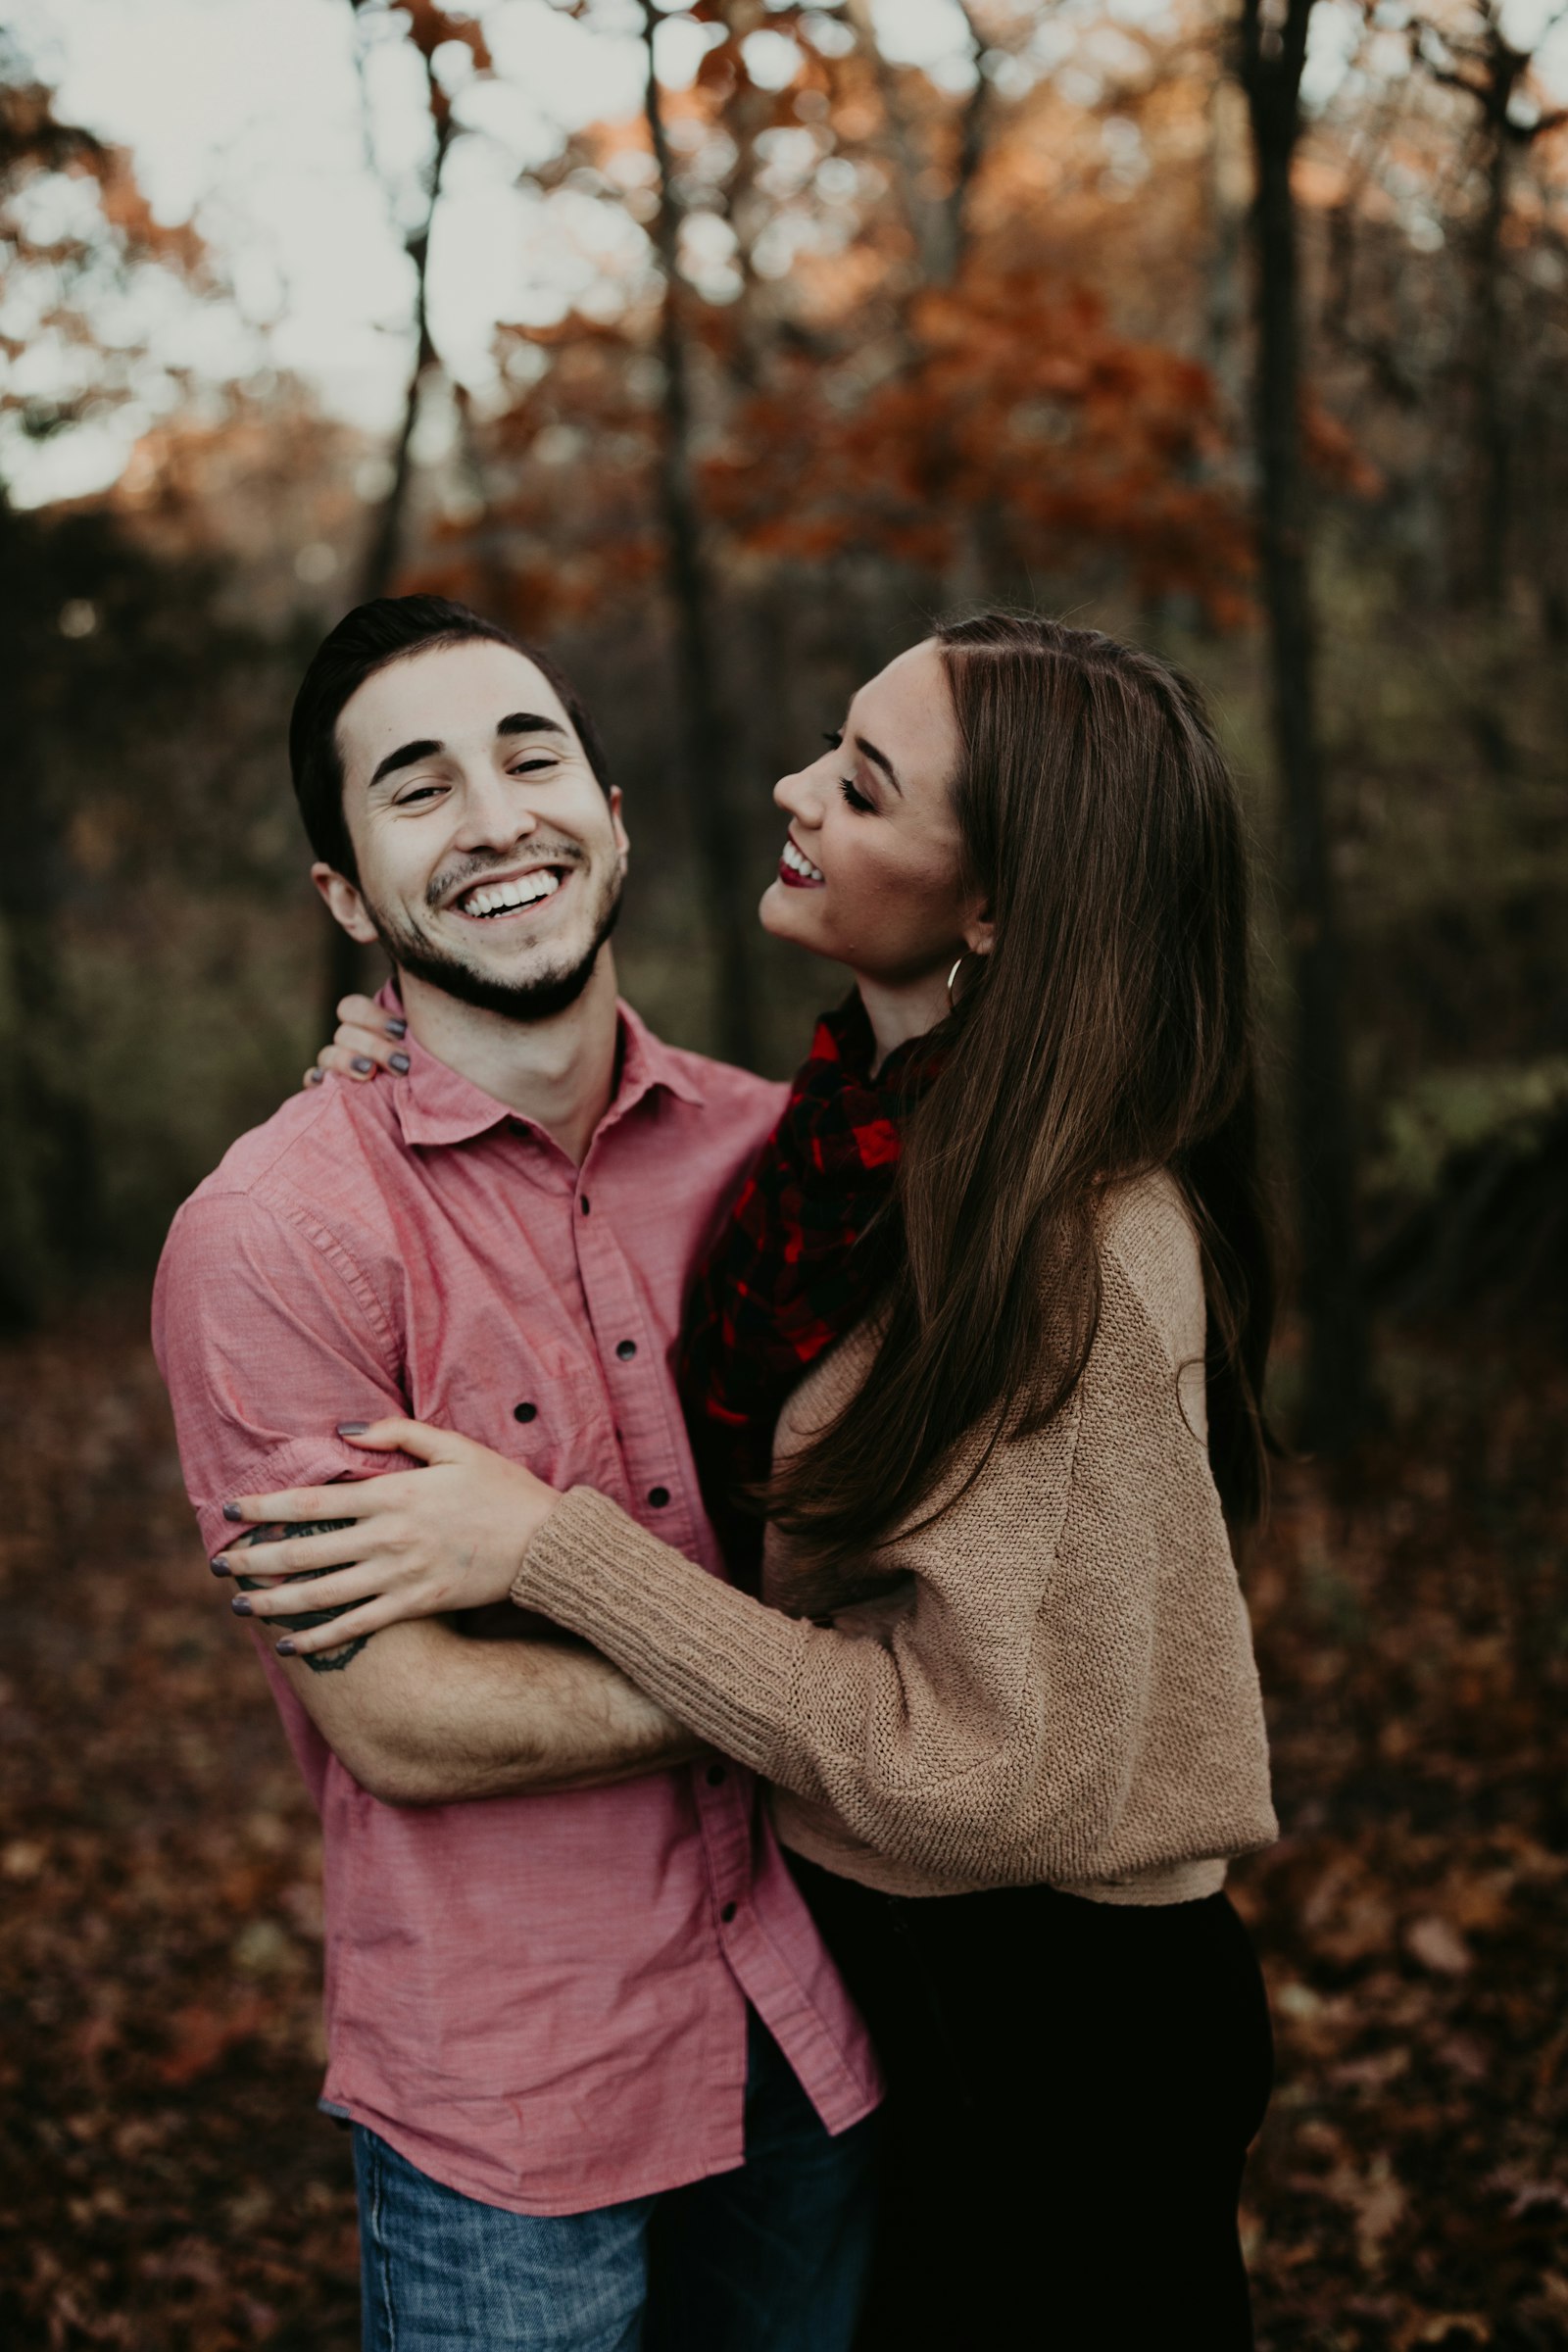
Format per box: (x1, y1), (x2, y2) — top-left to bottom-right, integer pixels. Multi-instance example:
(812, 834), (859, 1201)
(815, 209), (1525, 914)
(820, 730), (874, 813)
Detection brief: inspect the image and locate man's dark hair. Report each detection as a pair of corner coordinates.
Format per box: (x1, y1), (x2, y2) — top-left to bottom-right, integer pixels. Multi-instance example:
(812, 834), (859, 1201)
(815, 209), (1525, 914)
(288, 596), (612, 881)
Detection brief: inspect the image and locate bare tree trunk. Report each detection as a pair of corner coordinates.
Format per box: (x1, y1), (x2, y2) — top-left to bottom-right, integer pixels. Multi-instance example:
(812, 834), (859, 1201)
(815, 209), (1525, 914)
(1405, 4), (1568, 799)
(1410, 6), (1565, 617)
(842, 0), (993, 601)
(640, 1), (758, 1069)
(453, 380), (512, 618)
(319, 45), (454, 1040)
(1473, 101), (1511, 617)
(0, 911), (98, 1330)
(1241, 0), (1369, 1450)
(355, 122), (449, 610)
(704, 0), (774, 388)
(1465, 141), (1519, 792)
(944, 3), (993, 279)
(843, 0), (988, 287)
(1205, 74), (1252, 423)
(0, 510), (101, 1327)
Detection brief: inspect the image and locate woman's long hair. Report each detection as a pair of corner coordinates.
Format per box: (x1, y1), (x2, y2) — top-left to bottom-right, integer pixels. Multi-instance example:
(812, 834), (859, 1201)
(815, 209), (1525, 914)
(768, 612), (1275, 1565)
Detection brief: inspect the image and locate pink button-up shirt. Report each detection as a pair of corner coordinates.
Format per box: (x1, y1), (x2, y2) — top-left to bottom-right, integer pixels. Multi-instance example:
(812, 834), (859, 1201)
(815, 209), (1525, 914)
(151, 1004), (879, 2216)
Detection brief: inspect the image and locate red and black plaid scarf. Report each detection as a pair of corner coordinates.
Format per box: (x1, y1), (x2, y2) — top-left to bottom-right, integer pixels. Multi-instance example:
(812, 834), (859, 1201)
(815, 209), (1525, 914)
(677, 993), (946, 1587)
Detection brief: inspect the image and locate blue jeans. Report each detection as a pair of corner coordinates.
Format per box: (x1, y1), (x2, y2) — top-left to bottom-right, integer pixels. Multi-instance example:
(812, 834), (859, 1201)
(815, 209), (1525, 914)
(353, 2014), (879, 2351)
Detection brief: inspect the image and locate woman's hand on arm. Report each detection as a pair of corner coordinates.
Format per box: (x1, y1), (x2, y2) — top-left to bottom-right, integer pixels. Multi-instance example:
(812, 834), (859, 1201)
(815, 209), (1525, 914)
(212, 1420), (564, 1657)
(303, 993), (408, 1090)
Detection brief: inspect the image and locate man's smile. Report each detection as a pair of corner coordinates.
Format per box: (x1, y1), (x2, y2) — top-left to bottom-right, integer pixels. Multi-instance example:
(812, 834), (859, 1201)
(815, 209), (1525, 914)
(437, 858), (578, 926)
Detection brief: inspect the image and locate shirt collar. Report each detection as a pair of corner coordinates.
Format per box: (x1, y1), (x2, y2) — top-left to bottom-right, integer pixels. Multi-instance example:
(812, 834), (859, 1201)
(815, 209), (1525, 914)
(616, 999), (707, 1113)
(380, 982), (705, 1153)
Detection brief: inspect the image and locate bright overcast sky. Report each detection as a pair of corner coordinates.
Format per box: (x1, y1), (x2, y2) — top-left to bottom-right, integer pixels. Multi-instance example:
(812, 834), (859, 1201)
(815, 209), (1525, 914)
(8, 0), (982, 504)
(11, 0), (1566, 506)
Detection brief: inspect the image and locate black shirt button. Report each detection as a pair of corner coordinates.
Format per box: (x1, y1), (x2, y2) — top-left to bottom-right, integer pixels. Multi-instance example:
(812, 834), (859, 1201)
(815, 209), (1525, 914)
(706, 1763), (726, 1788)
(719, 1901), (738, 1924)
(579, 1196), (590, 1214)
(615, 1339), (637, 1361)
(513, 1401), (537, 1424)
(648, 1486), (669, 1508)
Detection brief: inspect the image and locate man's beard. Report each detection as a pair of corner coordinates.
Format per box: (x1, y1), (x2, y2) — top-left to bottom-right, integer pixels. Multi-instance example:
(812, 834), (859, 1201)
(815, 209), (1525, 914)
(364, 859), (624, 1024)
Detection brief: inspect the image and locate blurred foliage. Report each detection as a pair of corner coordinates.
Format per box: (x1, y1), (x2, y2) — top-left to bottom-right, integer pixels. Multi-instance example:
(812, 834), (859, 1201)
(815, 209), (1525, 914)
(0, 26), (206, 462)
(1371, 1060), (1568, 1202)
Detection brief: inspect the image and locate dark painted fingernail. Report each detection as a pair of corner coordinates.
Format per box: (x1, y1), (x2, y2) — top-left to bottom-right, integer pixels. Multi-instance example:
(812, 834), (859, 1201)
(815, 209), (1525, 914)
(222, 1502), (244, 1523)
(307, 1068), (324, 1086)
(336, 1421), (369, 1436)
(389, 1052), (411, 1074)
(385, 1016), (408, 1039)
(351, 1055), (373, 1075)
(210, 1556), (231, 1577)
(276, 1639), (296, 1657)
(230, 1592), (254, 1616)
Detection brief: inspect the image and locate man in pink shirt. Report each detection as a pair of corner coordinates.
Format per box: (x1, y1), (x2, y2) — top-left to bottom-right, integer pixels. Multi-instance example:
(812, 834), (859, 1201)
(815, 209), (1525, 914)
(152, 597), (880, 2352)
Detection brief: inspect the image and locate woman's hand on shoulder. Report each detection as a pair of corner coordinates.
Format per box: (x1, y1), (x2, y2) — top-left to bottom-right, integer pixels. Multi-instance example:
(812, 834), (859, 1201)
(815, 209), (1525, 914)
(303, 994), (409, 1091)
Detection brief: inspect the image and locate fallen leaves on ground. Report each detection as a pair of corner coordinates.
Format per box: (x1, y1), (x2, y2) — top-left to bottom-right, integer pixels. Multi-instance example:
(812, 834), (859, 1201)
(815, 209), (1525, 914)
(1, 1298), (1564, 2348)
(0, 1297), (359, 2351)
(1234, 1343), (1568, 2348)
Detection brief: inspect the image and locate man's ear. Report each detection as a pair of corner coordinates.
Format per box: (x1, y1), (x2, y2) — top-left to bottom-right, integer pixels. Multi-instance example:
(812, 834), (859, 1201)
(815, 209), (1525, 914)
(311, 862), (379, 947)
(609, 785), (629, 876)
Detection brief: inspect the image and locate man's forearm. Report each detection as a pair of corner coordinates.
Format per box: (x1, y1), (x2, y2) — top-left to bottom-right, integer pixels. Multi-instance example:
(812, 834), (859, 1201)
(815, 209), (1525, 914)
(385, 1625), (710, 1801)
(260, 1617), (707, 1803)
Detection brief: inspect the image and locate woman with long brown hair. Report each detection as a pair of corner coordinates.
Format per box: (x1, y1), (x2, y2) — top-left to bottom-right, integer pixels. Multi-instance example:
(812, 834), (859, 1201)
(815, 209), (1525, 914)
(232, 612), (1278, 2345)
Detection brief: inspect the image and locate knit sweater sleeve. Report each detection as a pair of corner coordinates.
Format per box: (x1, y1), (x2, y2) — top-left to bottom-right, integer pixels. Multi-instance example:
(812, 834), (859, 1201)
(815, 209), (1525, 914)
(511, 1202), (1209, 1886)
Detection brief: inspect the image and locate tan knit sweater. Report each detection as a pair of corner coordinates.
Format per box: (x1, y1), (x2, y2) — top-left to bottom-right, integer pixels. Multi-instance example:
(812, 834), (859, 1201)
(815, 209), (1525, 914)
(513, 1170), (1277, 1905)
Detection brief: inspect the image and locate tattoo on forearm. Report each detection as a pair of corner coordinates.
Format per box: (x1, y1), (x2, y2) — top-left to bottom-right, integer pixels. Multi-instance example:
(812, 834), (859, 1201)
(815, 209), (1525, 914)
(233, 1519), (369, 1674)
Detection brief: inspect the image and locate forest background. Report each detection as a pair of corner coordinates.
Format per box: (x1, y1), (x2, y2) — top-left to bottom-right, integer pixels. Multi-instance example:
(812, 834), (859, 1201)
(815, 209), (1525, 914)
(1, 0), (1565, 2345)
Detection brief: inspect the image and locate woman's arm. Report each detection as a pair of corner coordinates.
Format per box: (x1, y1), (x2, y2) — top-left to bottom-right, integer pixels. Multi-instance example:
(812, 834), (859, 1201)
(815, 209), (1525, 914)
(217, 1411), (1099, 1874)
(502, 1418), (1101, 1884)
(221, 1258), (1214, 1881)
(504, 1256), (1227, 1886)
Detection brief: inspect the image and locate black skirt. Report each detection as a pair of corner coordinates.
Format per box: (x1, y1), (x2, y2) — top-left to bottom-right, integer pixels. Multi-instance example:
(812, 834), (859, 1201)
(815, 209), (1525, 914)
(788, 1854), (1274, 2352)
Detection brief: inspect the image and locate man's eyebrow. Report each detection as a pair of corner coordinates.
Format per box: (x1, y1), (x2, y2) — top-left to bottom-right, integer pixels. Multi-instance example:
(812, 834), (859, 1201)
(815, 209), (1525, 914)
(496, 711), (568, 742)
(369, 738), (442, 788)
(854, 735), (903, 795)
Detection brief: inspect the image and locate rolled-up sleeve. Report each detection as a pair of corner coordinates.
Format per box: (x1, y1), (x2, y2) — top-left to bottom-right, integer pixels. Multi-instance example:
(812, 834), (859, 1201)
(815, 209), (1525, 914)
(152, 1192), (408, 1561)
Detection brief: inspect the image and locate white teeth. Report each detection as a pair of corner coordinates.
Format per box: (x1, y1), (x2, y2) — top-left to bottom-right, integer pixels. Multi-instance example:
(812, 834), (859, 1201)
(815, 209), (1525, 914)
(782, 840), (824, 883)
(460, 871), (563, 918)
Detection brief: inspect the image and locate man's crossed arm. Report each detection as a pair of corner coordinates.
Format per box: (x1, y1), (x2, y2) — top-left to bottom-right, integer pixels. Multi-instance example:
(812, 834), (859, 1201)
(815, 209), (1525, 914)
(157, 1195), (700, 1806)
(233, 1521), (705, 1804)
